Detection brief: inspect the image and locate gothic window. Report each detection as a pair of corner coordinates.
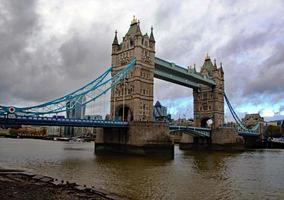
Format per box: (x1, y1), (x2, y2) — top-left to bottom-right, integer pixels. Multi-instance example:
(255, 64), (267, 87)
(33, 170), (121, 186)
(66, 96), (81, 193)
(130, 39), (134, 47)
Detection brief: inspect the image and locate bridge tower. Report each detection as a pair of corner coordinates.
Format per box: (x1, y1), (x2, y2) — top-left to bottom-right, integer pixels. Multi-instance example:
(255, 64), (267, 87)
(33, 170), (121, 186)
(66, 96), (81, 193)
(193, 55), (224, 129)
(110, 17), (155, 121)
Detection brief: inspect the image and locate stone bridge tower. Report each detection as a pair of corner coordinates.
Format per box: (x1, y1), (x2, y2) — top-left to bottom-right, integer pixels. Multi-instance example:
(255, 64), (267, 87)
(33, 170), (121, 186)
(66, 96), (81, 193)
(193, 55), (224, 129)
(110, 17), (155, 121)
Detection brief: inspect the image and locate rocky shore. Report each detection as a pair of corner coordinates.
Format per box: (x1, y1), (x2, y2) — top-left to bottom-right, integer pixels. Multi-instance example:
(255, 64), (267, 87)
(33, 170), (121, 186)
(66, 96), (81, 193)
(0, 168), (126, 200)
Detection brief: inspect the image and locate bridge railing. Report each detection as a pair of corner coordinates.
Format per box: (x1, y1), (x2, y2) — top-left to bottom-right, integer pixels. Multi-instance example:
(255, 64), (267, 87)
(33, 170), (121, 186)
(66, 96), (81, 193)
(0, 115), (129, 127)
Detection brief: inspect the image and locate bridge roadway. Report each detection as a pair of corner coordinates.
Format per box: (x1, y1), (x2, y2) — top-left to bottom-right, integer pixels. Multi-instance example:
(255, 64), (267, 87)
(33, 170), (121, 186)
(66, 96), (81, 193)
(0, 115), (128, 128)
(0, 115), (258, 138)
(0, 115), (213, 137)
(169, 125), (211, 137)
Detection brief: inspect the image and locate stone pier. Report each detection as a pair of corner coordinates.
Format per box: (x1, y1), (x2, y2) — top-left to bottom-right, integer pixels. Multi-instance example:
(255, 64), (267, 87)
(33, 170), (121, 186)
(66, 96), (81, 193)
(95, 121), (174, 157)
(179, 128), (246, 150)
(211, 127), (245, 150)
(179, 133), (210, 150)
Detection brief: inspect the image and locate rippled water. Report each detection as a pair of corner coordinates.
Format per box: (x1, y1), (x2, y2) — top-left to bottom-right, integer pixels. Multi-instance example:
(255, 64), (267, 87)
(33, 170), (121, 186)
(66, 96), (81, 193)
(0, 138), (283, 199)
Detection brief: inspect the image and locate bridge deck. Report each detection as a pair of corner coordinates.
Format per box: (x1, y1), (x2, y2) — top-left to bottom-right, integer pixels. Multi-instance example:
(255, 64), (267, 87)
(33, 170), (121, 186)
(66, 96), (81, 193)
(0, 115), (129, 128)
(169, 125), (211, 137)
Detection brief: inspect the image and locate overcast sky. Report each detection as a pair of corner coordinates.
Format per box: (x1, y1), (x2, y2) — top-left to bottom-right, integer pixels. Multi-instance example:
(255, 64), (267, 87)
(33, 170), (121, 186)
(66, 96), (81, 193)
(0, 0), (284, 121)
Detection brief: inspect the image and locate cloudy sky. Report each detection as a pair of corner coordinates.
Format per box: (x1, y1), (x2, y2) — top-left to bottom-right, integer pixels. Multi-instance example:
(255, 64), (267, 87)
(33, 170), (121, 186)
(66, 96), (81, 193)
(0, 0), (284, 121)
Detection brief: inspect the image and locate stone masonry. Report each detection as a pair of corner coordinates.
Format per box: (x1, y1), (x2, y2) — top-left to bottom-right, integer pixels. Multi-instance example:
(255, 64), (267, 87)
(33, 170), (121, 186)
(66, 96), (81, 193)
(193, 55), (224, 129)
(110, 17), (155, 121)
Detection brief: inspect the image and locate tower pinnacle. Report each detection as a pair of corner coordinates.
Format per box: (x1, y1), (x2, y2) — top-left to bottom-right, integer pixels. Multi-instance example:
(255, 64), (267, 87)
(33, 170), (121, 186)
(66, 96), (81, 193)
(205, 53), (210, 60)
(112, 30), (118, 45)
(131, 15), (138, 25)
(150, 26), (155, 42)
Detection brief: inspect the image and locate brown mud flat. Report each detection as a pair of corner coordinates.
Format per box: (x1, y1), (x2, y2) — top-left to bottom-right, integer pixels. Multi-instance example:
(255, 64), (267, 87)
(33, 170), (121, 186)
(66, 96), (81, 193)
(0, 168), (127, 200)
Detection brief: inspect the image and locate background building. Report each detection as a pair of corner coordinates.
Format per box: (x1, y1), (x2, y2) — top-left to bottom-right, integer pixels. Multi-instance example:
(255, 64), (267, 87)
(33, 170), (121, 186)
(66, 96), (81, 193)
(242, 113), (264, 128)
(153, 101), (171, 121)
(65, 96), (86, 137)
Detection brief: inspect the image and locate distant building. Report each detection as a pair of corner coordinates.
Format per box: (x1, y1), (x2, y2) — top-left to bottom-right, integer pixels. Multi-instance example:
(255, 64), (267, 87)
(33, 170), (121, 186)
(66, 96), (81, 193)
(267, 120), (283, 127)
(65, 96), (86, 137)
(46, 126), (64, 136)
(0, 127), (10, 135)
(153, 101), (170, 121)
(242, 113), (264, 128)
(66, 96), (86, 119)
(172, 118), (194, 126)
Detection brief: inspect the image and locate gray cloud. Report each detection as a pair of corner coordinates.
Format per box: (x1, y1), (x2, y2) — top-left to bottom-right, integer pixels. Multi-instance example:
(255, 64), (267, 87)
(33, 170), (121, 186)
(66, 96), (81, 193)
(0, 0), (284, 120)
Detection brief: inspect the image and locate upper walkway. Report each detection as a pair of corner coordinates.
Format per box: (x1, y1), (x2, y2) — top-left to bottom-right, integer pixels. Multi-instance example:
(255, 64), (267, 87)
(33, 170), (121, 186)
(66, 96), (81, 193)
(154, 57), (216, 89)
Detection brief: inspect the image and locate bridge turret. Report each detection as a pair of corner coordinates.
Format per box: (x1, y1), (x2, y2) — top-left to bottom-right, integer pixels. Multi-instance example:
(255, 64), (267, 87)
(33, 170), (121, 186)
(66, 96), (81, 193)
(193, 54), (224, 129)
(110, 18), (155, 122)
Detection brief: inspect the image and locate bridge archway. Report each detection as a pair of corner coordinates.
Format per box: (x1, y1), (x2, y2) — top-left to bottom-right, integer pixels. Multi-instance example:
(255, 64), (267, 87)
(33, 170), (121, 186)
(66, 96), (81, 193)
(115, 105), (133, 122)
(200, 118), (213, 128)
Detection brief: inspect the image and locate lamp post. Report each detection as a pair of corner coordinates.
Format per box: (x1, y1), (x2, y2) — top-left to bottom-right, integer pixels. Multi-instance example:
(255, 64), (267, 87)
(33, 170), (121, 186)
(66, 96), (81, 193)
(122, 77), (125, 121)
(113, 85), (116, 120)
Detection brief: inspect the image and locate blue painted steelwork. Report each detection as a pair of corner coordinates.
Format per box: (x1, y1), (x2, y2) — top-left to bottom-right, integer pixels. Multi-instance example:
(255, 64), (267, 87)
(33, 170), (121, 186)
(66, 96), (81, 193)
(169, 125), (211, 137)
(0, 115), (128, 128)
(0, 59), (136, 116)
(224, 93), (260, 137)
(154, 57), (216, 89)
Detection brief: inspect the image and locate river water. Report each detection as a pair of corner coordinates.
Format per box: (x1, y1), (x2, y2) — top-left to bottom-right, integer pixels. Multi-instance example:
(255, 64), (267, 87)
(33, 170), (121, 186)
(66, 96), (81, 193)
(0, 138), (283, 200)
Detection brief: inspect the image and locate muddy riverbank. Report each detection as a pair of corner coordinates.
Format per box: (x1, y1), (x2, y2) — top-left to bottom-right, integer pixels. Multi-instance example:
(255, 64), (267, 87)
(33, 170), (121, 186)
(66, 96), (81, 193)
(0, 168), (125, 200)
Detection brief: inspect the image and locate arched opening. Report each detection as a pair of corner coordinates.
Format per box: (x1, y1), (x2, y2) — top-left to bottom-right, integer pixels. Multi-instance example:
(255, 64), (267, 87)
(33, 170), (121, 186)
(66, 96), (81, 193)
(116, 105), (133, 121)
(201, 118), (213, 128)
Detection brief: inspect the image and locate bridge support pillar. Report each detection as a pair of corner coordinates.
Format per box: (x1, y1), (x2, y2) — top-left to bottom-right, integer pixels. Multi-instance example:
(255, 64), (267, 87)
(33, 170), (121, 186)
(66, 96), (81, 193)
(179, 133), (210, 150)
(95, 122), (174, 157)
(211, 128), (245, 150)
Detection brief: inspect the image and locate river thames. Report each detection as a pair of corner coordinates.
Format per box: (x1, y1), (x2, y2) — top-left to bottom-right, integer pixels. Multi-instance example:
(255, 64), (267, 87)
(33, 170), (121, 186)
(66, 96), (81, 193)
(0, 138), (283, 199)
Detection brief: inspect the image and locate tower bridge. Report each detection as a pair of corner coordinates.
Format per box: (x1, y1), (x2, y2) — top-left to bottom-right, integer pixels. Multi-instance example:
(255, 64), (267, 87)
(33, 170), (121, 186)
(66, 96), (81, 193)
(0, 18), (262, 156)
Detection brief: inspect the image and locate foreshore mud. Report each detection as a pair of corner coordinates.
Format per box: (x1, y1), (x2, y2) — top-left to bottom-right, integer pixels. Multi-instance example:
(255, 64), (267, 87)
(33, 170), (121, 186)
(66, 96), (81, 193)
(0, 168), (126, 200)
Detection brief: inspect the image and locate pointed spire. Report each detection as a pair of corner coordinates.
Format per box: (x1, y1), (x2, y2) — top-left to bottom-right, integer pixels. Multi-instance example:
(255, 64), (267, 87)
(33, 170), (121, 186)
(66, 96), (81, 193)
(112, 30), (118, 45)
(193, 63), (196, 72)
(220, 62), (224, 73)
(150, 26), (155, 42)
(205, 53), (210, 60)
(213, 58), (217, 69)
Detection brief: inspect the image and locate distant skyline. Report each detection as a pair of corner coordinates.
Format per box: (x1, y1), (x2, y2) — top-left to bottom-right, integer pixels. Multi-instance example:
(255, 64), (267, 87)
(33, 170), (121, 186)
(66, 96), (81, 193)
(0, 0), (284, 121)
